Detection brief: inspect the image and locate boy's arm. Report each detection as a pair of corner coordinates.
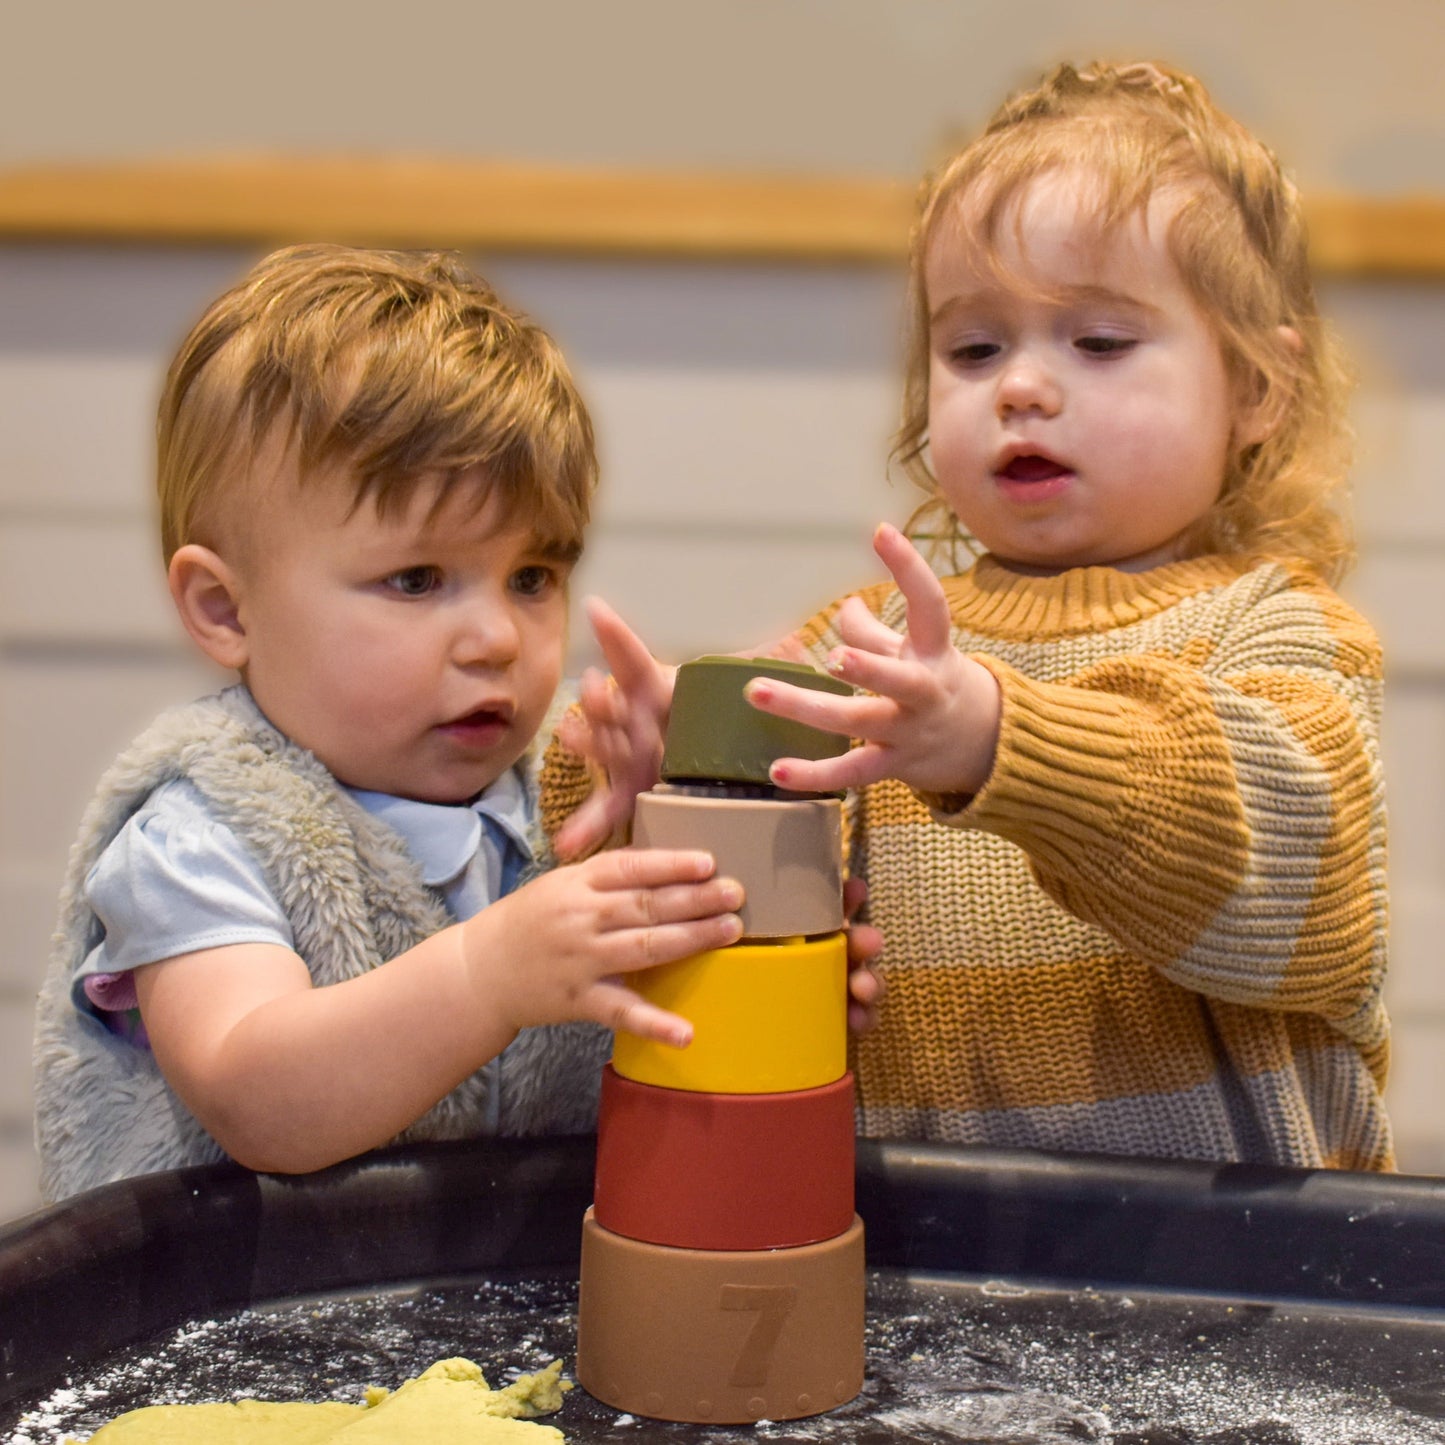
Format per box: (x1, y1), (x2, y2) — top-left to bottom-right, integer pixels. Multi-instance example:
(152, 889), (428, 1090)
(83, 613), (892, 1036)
(134, 847), (743, 1174)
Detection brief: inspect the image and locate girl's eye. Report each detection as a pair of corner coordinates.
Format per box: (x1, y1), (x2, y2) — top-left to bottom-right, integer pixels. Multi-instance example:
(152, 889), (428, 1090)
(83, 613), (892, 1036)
(948, 340), (1000, 366)
(1076, 335), (1136, 356)
(511, 564), (556, 598)
(385, 566), (442, 597)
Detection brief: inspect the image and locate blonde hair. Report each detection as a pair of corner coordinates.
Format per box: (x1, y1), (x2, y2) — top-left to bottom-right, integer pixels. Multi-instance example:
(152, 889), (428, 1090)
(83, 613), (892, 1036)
(898, 61), (1356, 582)
(157, 244), (596, 563)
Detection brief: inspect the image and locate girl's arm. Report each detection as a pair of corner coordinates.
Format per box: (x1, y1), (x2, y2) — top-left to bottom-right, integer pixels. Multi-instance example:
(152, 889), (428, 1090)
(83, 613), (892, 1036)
(950, 583), (1386, 1037)
(758, 532), (1386, 1037)
(134, 847), (743, 1174)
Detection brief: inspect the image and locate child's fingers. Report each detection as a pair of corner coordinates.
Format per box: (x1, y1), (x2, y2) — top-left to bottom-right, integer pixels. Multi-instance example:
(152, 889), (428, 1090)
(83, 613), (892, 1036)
(821, 647), (946, 715)
(768, 744), (891, 794)
(586, 845), (718, 890)
(830, 597), (905, 659)
(873, 522), (954, 658)
(552, 789), (630, 860)
(599, 876), (746, 936)
(585, 596), (674, 706)
(584, 978), (694, 1049)
(846, 921), (884, 977)
(577, 665), (624, 729)
(743, 677), (861, 739)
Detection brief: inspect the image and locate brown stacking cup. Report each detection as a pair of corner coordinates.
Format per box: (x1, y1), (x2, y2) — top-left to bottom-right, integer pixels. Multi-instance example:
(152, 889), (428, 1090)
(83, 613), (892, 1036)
(632, 789), (844, 938)
(577, 1209), (866, 1423)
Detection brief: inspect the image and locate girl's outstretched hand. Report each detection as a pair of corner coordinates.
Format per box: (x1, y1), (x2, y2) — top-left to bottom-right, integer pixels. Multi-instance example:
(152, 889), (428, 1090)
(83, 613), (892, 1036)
(745, 523), (1001, 800)
(553, 597), (677, 860)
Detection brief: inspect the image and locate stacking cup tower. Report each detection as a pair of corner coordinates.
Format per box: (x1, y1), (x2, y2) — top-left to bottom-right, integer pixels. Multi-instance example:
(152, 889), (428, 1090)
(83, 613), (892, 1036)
(576, 656), (866, 1425)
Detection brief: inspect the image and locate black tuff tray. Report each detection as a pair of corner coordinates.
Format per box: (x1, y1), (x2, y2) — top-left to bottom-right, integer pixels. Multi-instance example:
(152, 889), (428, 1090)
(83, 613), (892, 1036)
(5, 1137), (1445, 1443)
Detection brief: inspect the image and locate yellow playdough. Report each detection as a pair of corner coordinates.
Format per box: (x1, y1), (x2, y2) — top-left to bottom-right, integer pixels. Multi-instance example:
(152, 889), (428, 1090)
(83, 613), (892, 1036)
(72, 1357), (569, 1442)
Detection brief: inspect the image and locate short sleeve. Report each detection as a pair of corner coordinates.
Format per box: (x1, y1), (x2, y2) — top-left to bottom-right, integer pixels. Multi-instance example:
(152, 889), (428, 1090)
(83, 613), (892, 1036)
(79, 777), (294, 985)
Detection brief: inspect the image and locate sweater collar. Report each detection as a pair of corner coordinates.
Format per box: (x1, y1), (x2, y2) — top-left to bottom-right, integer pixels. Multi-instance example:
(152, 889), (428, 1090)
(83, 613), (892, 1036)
(939, 553), (1248, 640)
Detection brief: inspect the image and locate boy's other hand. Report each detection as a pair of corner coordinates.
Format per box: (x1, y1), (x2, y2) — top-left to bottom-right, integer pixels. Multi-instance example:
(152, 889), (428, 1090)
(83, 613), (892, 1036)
(473, 847), (742, 1047)
(744, 523), (1001, 800)
(843, 876), (885, 1035)
(553, 597), (676, 860)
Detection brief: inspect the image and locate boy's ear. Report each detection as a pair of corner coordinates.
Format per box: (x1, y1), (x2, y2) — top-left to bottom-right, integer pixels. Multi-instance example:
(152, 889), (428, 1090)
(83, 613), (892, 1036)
(168, 545), (250, 670)
(1234, 324), (1304, 451)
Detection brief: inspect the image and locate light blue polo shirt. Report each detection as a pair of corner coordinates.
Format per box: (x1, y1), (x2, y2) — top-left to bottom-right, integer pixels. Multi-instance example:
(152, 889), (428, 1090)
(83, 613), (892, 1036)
(74, 767), (534, 1023)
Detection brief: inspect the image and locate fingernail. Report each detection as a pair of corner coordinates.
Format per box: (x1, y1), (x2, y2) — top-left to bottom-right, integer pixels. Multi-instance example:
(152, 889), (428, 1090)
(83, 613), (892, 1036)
(770, 762), (791, 785)
(746, 680), (772, 703)
(826, 649), (847, 675)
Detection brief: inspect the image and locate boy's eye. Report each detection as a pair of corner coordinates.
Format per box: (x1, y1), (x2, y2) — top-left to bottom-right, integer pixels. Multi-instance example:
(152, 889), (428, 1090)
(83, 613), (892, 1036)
(1076, 335), (1136, 356)
(511, 564), (556, 597)
(385, 566), (442, 597)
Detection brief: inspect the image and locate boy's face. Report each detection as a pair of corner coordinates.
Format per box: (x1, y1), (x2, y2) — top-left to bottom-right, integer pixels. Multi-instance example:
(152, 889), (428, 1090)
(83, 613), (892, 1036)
(227, 459), (572, 803)
(924, 170), (1244, 574)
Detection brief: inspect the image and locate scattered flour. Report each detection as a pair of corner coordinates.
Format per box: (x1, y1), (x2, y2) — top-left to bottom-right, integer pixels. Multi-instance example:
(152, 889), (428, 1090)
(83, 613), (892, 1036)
(6, 1270), (1445, 1444)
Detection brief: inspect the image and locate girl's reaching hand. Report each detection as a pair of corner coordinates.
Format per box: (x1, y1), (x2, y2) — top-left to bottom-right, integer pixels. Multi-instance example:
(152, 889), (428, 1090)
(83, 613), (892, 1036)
(745, 523), (1001, 800)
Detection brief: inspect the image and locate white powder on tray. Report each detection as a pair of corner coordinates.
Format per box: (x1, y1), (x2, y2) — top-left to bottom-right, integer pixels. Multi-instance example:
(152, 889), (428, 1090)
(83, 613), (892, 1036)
(8, 1270), (1445, 1444)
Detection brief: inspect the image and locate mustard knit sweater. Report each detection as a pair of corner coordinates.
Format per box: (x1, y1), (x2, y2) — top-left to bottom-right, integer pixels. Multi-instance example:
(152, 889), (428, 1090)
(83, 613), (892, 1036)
(790, 553), (1392, 1171)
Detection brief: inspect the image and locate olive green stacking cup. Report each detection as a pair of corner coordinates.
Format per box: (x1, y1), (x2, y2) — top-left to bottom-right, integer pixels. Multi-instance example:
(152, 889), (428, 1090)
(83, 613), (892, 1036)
(661, 656), (853, 787)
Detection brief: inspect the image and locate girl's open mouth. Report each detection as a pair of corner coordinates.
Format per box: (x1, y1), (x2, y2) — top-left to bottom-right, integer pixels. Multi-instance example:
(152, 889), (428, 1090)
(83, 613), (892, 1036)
(998, 454), (1070, 483)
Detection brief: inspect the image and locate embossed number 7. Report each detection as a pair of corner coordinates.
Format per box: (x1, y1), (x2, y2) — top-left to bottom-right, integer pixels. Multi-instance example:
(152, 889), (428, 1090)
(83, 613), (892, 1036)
(719, 1284), (799, 1387)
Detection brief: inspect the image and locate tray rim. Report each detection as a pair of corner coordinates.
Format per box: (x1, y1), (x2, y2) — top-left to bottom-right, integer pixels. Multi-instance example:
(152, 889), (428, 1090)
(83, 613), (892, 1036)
(5, 1136), (1445, 1408)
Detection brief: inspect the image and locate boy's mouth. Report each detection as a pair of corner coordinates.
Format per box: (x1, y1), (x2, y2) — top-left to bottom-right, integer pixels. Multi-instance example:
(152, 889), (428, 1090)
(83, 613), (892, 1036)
(439, 704), (513, 743)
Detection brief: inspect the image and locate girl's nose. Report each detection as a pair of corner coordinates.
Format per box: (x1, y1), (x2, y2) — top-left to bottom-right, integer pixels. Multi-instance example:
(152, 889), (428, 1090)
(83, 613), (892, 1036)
(996, 353), (1063, 419)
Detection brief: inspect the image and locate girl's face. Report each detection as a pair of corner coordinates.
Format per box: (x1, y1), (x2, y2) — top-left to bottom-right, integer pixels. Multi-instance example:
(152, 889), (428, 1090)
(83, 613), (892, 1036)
(924, 170), (1260, 574)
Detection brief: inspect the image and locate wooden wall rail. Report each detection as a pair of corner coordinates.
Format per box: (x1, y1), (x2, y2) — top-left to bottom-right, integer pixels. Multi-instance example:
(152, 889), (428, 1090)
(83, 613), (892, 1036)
(1, 156), (1443, 276)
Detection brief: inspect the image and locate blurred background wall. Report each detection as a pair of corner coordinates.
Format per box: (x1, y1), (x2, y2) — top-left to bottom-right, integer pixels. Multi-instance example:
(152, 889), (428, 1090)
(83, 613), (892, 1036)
(2, 0), (1442, 1216)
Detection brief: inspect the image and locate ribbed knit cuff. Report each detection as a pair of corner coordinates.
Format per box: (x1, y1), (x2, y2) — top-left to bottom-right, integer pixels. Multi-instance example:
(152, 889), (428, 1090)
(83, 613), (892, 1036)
(927, 657), (1136, 861)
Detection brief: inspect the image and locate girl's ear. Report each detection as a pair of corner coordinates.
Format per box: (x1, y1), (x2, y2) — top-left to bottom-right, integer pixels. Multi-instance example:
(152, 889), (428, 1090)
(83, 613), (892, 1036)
(1234, 324), (1304, 451)
(168, 545), (250, 671)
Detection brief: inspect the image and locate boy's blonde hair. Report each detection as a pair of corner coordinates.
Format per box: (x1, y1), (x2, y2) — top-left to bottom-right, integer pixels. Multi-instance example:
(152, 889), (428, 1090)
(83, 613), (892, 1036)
(898, 61), (1355, 581)
(157, 244), (596, 563)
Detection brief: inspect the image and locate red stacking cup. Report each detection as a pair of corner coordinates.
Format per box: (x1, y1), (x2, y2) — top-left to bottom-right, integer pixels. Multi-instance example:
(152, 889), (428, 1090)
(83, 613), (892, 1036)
(593, 1064), (856, 1251)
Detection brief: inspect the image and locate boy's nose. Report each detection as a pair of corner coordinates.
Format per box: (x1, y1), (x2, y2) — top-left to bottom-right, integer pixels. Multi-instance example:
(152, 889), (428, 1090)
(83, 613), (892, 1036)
(453, 603), (521, 668)
(995, 355), (1062, 418)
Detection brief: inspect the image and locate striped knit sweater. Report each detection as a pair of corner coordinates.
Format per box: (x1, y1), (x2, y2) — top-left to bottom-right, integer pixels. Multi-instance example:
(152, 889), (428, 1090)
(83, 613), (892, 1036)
(791, 553), (1392, 1171)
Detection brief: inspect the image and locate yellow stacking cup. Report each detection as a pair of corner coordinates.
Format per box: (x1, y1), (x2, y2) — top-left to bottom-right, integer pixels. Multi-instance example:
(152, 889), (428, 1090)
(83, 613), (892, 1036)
(612, 933), (847, 1094)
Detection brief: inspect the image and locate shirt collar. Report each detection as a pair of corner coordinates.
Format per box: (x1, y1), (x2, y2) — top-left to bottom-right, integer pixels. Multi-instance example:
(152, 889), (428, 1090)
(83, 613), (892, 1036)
(345, 767), (533, 888)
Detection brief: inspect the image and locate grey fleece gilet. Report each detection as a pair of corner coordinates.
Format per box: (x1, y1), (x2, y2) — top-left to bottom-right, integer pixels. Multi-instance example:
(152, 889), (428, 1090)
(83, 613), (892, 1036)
(33, 686), (607, 1202)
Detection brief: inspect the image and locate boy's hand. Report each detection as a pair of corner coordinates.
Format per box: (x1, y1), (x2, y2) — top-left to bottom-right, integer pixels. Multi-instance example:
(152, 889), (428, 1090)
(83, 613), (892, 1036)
(553, 597), (676, 860)
(744, 523), (1001, 800)
(843, 875), (885, 1035)
(473, 847), (742, 1047)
